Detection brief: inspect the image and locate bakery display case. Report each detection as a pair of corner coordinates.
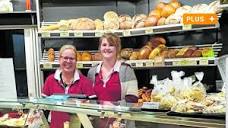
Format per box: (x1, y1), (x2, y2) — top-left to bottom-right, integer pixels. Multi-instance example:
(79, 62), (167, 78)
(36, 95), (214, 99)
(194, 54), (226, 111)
(4, 0), (224, 127)
(0, 98), (225, 128)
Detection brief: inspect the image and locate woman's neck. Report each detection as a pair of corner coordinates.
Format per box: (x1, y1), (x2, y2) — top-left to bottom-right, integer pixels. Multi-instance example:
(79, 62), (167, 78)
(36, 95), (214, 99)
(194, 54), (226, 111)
(102, 58), (117, 70)
(62, 71), (74, 83)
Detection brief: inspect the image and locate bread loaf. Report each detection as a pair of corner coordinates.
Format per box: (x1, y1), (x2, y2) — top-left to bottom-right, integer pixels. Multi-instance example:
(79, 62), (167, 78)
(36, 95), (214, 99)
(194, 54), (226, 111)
(138, 45), (152, 59)
(120, 48), (133, 60)
(94, 19), (104, 30)
(81, 51), (92, 61)
(69, 18), (95, 30)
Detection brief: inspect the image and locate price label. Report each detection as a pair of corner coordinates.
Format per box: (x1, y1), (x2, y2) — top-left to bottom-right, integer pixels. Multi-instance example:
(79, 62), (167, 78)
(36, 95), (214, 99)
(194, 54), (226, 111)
(145, 28), (153, 34)
(154, 57), (164, 66)
(95, 31), (104, 37)
(188, 60), (197, 65)
(105, 30), (112, 33)
(142, 102), (159, 109)
(182, 24), (192, 30)
(199, 59), (208, 65)
(74, 31), (83, 37)
(173, 61), (180, 66)
(145, 61), (153, 67)
(43, 63), (52, 69)
(60, 31), (69, 37)
(41, 31), (50, 38)
(123, 30), (131, 36)
(136, 62), (143, 67)
(77, 63), (83, 69)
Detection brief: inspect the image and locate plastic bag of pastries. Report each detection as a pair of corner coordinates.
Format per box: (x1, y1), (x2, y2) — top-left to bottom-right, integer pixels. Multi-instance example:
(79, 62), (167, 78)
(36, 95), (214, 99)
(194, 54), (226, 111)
(160, 94), (177, 110)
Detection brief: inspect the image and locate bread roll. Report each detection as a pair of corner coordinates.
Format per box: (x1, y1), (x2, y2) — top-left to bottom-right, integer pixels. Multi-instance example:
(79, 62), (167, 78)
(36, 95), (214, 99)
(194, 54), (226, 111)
(176, 47), (189, 58)
(132, 14), (147, 28)
(104, 11), (119, 22)
(104, 20), (119, 30)
(144, 16), (158, 27)
(157, 17), (166, 26)
(48, 54), (55, 62)
(119, 15), (133, 29)
(161, 4), (175, 18)
(191, 49), (202, 57)
(69, 18), (95, 30)
(183, 47), (197, 58)
(129, 51), (139, 60)
(168, 49), (178, 58)
(169, 1), (181, 10)
(120, 48), (133, 60)
(81, 51), (92, 61)
(149, 9), (161, 18)
(94, 19), (104, 30)
(138, 45), (152, 59)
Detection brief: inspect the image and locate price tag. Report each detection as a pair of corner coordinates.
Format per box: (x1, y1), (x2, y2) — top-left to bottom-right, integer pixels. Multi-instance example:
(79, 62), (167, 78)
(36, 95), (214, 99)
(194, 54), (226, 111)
(105, 30), (112, 33)
(77, 63), (83, 69)
(136, 62), (143, 67)
(182, 24), (192, 30)
(145, 61), (153, 67)
(43, 63), (52, 69)
(188, 60), (197, 65)
(74, 31), (83, 37)
(95, 31), (104, 37)
(41, 31), (50, 38)
(123, 30), (131, 36)
(199, 59), (208, 65)
(60, 31), (69, 37)
(145, 28), (153, 34)
(173, 61), (180, 66)
(142, 102), (159, 109)
(154, 57), (164, 66)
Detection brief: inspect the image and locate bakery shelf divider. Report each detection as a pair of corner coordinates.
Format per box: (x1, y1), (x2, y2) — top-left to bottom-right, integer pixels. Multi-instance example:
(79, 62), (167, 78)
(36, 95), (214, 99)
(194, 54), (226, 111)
(38, 24), (219, 38)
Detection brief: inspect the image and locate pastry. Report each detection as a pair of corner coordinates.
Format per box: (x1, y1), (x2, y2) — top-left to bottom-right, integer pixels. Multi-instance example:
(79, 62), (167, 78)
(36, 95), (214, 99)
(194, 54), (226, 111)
(94, 19), (104, 30)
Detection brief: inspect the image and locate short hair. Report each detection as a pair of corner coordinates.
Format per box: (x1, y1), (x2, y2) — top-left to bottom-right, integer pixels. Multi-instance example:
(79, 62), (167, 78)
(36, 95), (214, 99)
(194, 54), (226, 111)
(59, 44), (77, 58)
(99, 33), (121, 58)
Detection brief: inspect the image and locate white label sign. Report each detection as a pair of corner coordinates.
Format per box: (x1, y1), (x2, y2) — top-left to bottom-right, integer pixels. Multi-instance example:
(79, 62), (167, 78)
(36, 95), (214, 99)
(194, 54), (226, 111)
(0, 58), (17, 99)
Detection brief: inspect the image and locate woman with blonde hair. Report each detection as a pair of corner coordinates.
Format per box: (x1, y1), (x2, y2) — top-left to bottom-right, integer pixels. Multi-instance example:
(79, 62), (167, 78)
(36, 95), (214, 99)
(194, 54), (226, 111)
(42, 44), (95, 128)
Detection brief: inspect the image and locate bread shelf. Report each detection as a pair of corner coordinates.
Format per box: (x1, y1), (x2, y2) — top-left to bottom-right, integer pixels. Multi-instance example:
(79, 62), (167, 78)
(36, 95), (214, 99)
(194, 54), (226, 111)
(40, 43), (221, 69)
(40, 57), (217, 70)
(38, 24), (219, 38)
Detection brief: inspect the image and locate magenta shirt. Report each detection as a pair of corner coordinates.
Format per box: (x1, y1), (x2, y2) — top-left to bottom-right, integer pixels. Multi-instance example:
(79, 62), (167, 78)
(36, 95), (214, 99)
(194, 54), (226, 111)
(42, 73), (94, 128)
(94, 71), (121, 102)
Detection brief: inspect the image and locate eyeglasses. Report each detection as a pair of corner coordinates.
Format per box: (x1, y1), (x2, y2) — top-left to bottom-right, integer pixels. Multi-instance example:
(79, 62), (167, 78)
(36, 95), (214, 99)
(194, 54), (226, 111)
(60, 56), (75, 61)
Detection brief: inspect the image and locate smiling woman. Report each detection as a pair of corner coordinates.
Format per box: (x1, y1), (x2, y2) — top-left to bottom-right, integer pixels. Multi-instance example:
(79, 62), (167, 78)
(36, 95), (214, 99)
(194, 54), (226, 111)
(41, 44), (96, 128)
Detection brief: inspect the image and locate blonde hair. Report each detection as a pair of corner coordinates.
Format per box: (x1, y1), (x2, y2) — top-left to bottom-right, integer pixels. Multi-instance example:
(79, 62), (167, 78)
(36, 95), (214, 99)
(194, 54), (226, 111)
(59, 44), (77, 58)
(99, 33), (121, 59)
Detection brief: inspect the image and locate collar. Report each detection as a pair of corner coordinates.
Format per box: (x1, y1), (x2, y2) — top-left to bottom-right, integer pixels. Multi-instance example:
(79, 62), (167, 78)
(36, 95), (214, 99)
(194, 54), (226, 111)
(96, 60), (122, 74)
(54, 68), (80, 83)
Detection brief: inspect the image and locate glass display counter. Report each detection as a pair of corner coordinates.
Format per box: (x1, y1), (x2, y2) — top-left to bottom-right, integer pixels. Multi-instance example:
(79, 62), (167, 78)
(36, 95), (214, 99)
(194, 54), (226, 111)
(0, 98), (225, 128)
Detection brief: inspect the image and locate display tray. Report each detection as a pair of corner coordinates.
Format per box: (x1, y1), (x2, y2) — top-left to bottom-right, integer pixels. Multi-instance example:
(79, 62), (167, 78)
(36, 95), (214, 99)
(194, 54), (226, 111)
(141, 108), (169, 112)
(167, 111), (225, 120)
